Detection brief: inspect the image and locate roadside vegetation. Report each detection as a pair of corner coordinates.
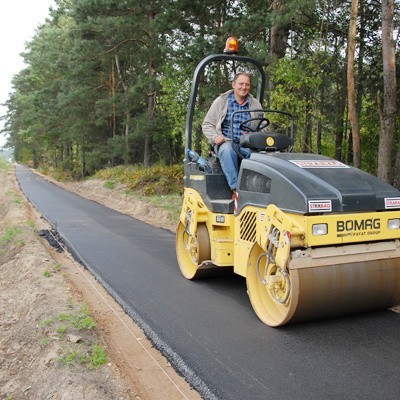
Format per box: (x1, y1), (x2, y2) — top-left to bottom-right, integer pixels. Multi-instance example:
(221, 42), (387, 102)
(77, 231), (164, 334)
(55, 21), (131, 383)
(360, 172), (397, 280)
(40, 163), (184, 223)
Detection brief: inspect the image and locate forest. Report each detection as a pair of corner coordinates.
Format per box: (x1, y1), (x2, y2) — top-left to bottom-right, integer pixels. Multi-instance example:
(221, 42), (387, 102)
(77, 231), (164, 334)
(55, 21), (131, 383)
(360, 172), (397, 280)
(2, 0), (399, 187)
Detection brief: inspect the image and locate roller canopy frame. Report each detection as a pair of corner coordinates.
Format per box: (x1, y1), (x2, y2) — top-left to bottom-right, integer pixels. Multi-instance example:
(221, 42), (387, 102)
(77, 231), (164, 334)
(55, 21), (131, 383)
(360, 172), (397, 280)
(185, 54), (266, 153)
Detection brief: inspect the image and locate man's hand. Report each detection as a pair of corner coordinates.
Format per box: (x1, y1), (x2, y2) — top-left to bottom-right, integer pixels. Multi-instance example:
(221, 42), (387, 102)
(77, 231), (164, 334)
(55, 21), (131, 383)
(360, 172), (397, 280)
(214, 135), (226, 146)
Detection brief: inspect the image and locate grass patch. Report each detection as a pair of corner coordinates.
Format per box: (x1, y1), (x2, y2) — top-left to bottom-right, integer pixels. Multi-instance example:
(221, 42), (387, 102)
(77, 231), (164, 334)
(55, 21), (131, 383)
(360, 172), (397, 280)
(39, 301), (106, 369)
(58, 344), (107, 369)
(103, 180), (115, 189)
(0, 158), (10, 171)
(0, 227), (22, 244)
(145, 193), (182, 222)
(26, 220), (35, 228)
(95, 164), (183, 196)
(53, 263), (62, 272)
(58, 302), (96, 331)
(37, 302), (96, 332)
(0, 226), (25, 250)
(88, 344), (108, 369)
(37, 318), (54, 328)
(43, 263), (62, 277)
(43, 270), (52, 278)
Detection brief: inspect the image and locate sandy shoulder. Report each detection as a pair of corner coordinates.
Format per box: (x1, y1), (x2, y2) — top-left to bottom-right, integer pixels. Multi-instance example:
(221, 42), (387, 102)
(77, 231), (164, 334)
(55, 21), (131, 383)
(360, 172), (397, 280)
(0, 165), (199, 400)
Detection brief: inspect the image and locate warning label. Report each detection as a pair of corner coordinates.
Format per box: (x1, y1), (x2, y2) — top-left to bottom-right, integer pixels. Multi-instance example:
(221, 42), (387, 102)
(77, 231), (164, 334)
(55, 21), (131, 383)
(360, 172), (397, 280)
(290, 160), (349, 169)
(308, 200), (332, 212)
(385, 197), (400, 209)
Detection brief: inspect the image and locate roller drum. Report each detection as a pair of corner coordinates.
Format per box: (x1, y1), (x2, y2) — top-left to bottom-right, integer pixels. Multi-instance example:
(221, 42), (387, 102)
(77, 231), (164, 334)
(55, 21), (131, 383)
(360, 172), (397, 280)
(291, 258), (400, 323)
(247, 241), (400, 326)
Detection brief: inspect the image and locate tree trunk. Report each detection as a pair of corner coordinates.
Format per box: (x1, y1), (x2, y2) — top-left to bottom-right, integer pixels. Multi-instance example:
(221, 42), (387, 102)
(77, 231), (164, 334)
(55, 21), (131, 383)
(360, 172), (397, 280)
(302, 92), (313, 153)
(334, 71), (347, 162)
(347, 0), (361, 168)
(110, 61), (116, 138)
(144, 60), (156, 167)
(143, 8), (156, 167)
(270, 0), (289, 59)
(356, 0), (365, 119)
(114, 54), (131, 164)
(317, 78), (326, 155)
(393, 145), (400, 189)
(270, 26), (289, 60)
(269, 0), (289, 91)
(378, 0), (397, 183)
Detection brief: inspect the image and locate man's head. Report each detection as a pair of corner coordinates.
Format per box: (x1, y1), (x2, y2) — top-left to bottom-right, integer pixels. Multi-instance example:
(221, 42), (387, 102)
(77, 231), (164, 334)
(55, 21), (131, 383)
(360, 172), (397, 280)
(232, 73), (251, 104)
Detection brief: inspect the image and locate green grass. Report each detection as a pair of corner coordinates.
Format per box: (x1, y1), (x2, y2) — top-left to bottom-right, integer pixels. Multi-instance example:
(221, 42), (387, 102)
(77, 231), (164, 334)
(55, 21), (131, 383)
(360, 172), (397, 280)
(58, 302), (96, 331)
(43, 270), (52, 278)
(145, 193), (182, 222)
(0, 226), (25, 250)
(38, 301), (106, 369)
(37, 318), (54, 328)
(0, 157), (10, 171)
(26, 220), (36, 228)
(0, 227), (21, 243)
(53, 263), (62, 272)
(57, 325), (68, 338)
(103, 180), (115, 189)
(88, 344), (108, 369)
(37, 302), (96, 332)
(43, 263), (62, 277)
(58, 344), (107, 369)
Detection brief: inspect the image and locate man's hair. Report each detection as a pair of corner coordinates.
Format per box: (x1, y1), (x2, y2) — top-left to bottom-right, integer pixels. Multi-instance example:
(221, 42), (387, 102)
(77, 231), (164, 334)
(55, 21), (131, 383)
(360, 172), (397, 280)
(233, 72), (251, 82)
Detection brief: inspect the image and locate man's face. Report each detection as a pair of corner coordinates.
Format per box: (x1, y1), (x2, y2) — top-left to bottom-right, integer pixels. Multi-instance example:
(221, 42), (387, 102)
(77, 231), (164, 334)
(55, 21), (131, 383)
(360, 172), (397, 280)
(232, 74), (251, 102)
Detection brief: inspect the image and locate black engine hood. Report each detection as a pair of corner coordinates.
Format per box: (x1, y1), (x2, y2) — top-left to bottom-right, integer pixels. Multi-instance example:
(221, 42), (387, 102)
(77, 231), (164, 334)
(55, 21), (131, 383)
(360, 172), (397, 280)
(239, 153), (400, 213)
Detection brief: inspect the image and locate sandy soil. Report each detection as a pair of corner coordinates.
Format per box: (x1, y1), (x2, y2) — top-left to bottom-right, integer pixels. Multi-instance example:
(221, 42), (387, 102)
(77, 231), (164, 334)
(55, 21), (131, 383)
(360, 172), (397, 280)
(0, 165), (200, 400)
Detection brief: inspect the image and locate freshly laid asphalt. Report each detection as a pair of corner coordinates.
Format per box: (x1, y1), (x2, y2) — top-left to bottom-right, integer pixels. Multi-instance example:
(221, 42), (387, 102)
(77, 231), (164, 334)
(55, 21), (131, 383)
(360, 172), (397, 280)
(16, 165), (400, 400)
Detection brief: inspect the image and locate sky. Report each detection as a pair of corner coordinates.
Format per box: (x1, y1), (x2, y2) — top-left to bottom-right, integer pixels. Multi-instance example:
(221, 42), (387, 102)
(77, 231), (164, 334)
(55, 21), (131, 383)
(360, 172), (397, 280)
(0, 0), (56, 148)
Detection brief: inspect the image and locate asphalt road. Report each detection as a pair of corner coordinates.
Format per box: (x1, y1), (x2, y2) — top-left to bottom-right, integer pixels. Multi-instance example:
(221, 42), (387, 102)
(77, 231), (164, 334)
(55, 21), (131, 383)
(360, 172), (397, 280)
(16, 165), (400, 400)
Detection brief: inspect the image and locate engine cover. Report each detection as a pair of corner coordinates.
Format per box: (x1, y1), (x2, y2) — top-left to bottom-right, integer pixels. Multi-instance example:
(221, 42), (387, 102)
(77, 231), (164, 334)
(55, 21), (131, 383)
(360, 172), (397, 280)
(237, 153), (400, 214)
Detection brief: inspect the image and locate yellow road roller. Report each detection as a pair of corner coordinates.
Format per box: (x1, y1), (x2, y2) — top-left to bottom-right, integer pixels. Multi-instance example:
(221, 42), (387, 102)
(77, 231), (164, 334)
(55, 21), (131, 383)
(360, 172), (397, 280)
(176, 40), (400, 327)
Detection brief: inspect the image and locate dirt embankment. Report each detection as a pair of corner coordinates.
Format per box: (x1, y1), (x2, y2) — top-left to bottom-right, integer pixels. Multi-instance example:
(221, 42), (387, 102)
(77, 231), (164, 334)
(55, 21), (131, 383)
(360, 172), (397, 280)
(0, 165), (200, 400)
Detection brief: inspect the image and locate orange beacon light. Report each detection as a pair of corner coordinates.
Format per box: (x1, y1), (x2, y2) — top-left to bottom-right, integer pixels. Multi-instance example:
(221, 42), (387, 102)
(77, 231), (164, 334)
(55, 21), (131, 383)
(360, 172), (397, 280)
(224, 36), (239, 54)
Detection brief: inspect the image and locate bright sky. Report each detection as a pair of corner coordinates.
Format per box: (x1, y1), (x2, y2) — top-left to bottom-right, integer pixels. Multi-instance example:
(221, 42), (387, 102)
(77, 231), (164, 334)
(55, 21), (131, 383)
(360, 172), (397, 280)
(0, 0), (56, 148)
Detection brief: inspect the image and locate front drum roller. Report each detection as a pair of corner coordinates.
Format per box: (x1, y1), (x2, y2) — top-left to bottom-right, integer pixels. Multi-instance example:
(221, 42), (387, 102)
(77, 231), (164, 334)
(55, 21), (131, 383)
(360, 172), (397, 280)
(247, 242), (400, 327)
(247, 244), (299, 327)
(176, 222), (211, 279)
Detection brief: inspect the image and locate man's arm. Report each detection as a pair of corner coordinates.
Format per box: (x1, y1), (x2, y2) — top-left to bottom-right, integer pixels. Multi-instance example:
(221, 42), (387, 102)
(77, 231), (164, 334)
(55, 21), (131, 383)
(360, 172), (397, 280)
(202, 99), (220, 144)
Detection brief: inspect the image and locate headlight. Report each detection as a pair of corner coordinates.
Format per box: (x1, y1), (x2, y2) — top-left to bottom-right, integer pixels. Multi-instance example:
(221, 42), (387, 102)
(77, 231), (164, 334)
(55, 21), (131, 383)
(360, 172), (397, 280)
(312, 223), (328, 236)
(388, 219), (400, 230)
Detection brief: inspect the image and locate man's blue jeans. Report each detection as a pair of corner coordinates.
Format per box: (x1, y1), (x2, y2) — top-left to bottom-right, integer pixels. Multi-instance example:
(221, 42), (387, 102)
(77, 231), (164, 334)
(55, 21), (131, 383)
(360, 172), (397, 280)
(218, 141), (251, 191)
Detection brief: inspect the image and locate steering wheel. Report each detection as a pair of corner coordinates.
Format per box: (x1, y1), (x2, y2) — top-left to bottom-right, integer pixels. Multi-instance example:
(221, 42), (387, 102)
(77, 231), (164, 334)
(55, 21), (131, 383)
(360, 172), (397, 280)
(239, 117), (270, 133)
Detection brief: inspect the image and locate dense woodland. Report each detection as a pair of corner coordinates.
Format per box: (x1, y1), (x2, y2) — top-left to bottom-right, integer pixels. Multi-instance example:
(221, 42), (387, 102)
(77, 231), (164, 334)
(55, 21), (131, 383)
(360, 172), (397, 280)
(2, 0), (399, 187)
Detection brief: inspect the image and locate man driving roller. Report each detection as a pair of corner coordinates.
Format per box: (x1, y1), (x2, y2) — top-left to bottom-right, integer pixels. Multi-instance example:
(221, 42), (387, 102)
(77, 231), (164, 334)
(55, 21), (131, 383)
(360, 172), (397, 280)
(202, 72), (264, 191)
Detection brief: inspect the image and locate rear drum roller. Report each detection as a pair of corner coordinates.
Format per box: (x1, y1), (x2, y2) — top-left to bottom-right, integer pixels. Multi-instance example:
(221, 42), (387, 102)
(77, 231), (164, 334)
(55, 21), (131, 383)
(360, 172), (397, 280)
(246, 244), (299, 327)
(176, 222), (211, 279)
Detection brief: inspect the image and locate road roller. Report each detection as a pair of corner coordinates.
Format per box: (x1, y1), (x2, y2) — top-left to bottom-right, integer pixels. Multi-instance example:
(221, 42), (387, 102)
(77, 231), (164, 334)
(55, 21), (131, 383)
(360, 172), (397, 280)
(176, 38), (400, 326)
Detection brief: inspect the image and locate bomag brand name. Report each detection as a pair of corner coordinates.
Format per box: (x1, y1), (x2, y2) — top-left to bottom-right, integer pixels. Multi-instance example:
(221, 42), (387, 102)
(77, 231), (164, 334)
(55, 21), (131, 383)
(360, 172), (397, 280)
(337, 218), (380, 236)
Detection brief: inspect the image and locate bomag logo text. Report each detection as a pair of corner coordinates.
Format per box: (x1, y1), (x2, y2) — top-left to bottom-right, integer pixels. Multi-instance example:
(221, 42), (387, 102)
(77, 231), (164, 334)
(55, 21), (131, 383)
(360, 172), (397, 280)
(337, 218), (380, 237)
